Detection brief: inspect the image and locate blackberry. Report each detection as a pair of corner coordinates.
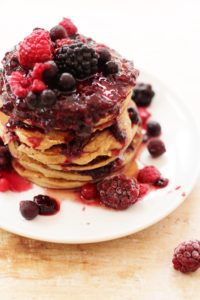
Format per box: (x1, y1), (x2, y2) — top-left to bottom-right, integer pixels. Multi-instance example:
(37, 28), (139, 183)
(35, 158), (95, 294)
(55, 43), (99, 79)
(132, 83), (155, 107)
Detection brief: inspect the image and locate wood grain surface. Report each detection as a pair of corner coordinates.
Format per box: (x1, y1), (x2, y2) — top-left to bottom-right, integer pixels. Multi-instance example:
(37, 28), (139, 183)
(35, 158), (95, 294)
(0, 180), (199, 300)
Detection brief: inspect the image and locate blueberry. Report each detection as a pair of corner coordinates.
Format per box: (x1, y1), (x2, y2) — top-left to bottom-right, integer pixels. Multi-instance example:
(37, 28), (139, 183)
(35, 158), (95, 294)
(40, 89), (56, 107)
(20, 201), (39, 220)
(42, 61), (58, 85)
(25, 92), (39, 110)
(59, 73), (76, 91)
(147, 139), (166, 157)
(50, 25), (67, 41)
(147, 121), (161, 137)
(98, 48), (111, 65)
(103, 61), (119, 75)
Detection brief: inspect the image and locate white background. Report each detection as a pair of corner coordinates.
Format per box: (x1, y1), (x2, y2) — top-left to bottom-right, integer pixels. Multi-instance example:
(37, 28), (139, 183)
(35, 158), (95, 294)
(0, 0), (199, 120)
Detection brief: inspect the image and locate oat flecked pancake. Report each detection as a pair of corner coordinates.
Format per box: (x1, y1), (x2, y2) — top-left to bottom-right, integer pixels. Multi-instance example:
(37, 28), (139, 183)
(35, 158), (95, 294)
(0, 21), (141, 189)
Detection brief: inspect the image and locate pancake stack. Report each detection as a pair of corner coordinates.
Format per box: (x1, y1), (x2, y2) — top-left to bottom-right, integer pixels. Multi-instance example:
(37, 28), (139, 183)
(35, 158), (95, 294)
(0, 20), (141, 189)
(0, 97), (142, 189)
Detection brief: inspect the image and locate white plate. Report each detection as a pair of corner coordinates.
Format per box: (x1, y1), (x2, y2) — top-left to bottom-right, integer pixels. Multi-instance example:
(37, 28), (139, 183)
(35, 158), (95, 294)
(0, 71), (199, 244)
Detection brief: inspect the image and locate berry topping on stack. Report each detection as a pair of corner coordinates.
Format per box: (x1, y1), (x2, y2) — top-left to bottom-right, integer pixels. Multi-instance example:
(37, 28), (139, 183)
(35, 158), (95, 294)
(19, 29), (53, 68)
(55, 43), (99, 79)
(0, 17), (141, 191)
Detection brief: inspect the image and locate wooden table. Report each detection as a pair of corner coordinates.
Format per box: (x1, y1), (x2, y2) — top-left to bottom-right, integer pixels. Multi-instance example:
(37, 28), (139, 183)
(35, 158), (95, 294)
(0, 179), (199, 300)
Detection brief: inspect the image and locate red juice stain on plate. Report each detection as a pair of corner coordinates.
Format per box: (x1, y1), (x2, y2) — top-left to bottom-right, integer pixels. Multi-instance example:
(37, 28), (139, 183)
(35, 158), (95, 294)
(175, 185), (181, 190)
(0, 168), (32, 192)
(45, 187), (101, 208)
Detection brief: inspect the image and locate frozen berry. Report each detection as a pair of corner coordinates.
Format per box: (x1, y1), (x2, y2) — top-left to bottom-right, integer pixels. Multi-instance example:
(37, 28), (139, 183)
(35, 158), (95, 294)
(172, 240), (200, 273)
(9, 71), (32, 98)
(59, 73), (76, 91)
(138, 183), (149, 198)
(137, 166), (161, 184)
(50, 25), (67, 41)
(31, 79), (46, 93)
(0, 178), (10, 192)
(40, 89), (56, 107)
(33, 194), (59, 215)
(147, 139), (166, 157)
(128, 107), (139, 124)
(147, 121), (161, 137)
(59, 18), (78, 36)
(132, 83), (155, 107)
(55, 38), (73, 48)
(103, 61), (119, 76)
(25, 92), (39, 110)
(154, 177), (169, 188)
(97, 175), (139, 210)
(55, 43), (98, 79)
(81, 183), (97, 200)
(98, 48), (111, 65)
(19, 29), (53, 68)
(19, 201), (39, 220)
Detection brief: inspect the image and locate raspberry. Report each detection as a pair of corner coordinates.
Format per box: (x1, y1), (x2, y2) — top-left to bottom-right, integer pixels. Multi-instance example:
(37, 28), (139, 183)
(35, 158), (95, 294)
(55, 38), (73, 48)
(55, 43), (98, 79)
(97, 175), (139, 210)
(31, 79), (46, 93)
(59, 18), (78, 36)
(9, 71), (32, 98)
(137, 166), (161, 184)
(20, 201), (39, 220)
(139, 183), (149, 198)
(81, 183), (98, 200)
(32, 63), (51, 80)
(19, 29), (53, 68)
(147, 139), (166, 157)
(132, 83), (155, 107)
(172, 240), (200, 273)
(0, 178), (10, 192)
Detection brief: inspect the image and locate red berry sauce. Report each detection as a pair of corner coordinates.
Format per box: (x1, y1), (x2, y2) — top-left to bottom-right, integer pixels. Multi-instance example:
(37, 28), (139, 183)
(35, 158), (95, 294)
(0, 168), (32, 192)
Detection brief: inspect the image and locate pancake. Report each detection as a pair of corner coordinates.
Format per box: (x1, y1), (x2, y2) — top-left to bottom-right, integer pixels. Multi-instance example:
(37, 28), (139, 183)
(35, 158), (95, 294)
(9, 106), (137, 166)
(12, 130), (142, 189)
